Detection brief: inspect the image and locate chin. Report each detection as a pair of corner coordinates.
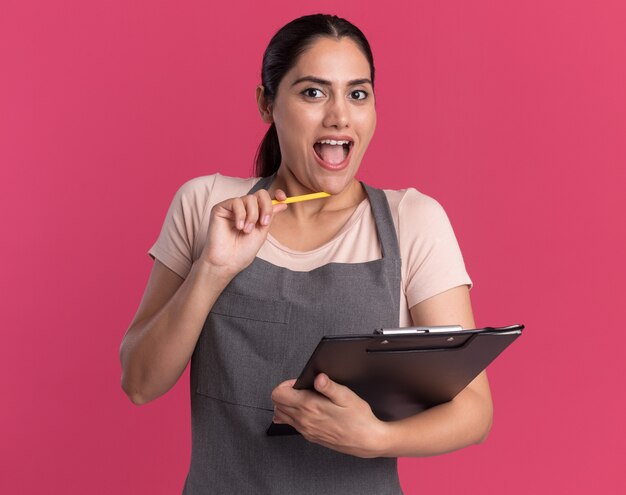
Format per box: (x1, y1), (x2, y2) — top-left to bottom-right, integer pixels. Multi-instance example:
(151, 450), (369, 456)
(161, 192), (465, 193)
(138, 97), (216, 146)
(315, 173), (359, 195)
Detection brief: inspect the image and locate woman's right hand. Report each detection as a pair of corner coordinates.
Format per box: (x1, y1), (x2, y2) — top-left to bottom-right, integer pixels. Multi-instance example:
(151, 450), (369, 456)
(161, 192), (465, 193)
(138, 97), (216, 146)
(121, 188), (287, 406)
(199, 188), (288, 276)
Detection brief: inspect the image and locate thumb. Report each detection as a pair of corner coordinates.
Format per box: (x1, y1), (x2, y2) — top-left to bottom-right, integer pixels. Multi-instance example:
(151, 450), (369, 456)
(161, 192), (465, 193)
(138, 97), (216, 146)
(314, 373), (350, 407)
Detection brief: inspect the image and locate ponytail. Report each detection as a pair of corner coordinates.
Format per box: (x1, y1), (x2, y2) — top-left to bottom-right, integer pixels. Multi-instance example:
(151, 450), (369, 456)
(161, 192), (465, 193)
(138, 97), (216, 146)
(254, 123), (281, 177)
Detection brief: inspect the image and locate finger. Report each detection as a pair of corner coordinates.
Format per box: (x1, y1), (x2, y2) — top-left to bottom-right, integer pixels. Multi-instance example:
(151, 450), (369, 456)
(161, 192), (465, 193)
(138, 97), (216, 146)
(230, 198), (246, 231)
(255, 190), (273, 226)
(277, 378), (297, 388)
(272, 202), (288, 216)
(314, 373), (351, 407)
(273, 402), (299, 422)
(274, 189), (287, 202)
(275, 404), (327, 445)
(242, 195), (260, 233)
(273, 406), (296, 425)
(270, 381), (301, 407)
(270, 378), (297, 397)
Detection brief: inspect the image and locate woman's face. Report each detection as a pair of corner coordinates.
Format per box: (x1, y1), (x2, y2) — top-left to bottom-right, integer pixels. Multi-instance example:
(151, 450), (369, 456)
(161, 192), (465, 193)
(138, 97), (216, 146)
(269, 36), (376, 195)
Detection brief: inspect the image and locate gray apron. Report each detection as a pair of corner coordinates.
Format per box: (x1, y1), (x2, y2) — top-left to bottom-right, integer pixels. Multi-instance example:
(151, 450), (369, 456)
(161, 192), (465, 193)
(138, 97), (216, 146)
(183, 176), (404, 494)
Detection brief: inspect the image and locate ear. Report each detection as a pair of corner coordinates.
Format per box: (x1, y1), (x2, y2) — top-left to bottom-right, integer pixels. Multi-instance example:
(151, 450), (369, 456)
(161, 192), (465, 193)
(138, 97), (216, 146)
(256, 85), (273, 123)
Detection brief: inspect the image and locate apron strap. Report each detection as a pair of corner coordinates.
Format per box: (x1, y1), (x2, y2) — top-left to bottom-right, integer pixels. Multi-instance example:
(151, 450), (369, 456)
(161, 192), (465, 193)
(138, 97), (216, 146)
(248, 174), (275, 194)
(360, 183), (401, 261)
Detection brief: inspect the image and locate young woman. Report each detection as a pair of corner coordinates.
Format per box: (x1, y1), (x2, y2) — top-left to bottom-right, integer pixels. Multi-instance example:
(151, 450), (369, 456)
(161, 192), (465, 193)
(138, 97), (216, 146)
(120, 14), (493, 494)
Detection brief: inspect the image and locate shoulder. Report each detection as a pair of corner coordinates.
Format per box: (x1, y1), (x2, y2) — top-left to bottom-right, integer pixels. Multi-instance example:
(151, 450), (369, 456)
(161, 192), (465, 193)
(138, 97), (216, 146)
(383, 187), (452, 236)
(175, 173), (259, 201)
(384, 187), (444, 212)
(173, 173), (260, 212)
(381, 187), (472, 306)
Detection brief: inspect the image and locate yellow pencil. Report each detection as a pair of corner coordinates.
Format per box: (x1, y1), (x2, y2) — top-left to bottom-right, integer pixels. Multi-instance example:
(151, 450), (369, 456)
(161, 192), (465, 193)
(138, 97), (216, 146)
(272, 192), (331, 205)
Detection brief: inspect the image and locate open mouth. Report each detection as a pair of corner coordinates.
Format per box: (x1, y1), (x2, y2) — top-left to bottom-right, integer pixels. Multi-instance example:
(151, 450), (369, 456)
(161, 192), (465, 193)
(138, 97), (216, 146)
(313, 139), (353, 166)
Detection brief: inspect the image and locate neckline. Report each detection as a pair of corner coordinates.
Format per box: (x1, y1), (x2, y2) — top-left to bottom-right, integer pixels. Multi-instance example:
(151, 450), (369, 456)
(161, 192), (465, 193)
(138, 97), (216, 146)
(249, 175), (400, 261)
(265, 198), (370, 256)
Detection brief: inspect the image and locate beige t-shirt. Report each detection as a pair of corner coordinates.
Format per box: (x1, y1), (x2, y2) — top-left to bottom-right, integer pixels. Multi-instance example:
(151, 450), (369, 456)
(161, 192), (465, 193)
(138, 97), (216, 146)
(148, 173), (472, 327)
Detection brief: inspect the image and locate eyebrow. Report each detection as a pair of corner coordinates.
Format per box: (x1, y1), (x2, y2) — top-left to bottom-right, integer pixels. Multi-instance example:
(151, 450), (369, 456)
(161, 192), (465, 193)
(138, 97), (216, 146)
(290, 76), (373, 87)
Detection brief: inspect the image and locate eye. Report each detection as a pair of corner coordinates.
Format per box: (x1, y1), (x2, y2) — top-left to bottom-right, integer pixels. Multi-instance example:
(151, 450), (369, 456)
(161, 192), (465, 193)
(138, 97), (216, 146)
(302, 88), (324, 99)
(349, 90), (368, 100)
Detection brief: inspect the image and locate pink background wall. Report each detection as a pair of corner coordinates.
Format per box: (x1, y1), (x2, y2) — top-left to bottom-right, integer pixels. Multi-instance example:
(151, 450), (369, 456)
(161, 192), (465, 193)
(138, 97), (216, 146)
(2, 0), (624, 493)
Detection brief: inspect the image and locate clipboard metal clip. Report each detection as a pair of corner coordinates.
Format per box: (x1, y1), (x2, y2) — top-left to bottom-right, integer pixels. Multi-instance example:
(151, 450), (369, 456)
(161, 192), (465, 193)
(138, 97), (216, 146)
(374, 325), (463, 336)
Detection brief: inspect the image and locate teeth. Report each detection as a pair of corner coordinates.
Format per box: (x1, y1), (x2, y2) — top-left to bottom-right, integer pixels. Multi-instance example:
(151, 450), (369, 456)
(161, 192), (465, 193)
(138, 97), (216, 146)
(316, 139), (351, 145)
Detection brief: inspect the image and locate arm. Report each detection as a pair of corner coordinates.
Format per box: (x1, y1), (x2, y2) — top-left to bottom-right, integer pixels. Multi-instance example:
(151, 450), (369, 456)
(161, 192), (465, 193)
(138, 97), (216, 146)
(271, 285), (493, 457)
(120, 189), (287, 405)
(375, 284), (493, 456)
(119, 259), (232, 405)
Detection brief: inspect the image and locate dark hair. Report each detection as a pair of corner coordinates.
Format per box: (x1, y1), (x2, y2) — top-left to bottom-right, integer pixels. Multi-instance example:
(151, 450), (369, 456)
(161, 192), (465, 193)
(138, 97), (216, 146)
(254, 14), (376, 177)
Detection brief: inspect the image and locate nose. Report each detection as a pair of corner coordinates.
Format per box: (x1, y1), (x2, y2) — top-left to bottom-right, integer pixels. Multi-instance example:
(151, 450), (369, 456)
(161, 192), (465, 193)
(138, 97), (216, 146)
(322, 96), (349, 129)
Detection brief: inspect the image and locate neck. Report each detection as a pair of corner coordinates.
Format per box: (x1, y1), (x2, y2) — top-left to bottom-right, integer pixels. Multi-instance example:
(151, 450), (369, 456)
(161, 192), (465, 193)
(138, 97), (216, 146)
(268, 167), (366, 219)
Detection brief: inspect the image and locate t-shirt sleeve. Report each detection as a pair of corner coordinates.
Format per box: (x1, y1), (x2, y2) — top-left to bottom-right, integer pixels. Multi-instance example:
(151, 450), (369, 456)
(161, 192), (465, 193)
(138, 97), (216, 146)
(396, 188), (473, 309)
(147, 175), (217, 279)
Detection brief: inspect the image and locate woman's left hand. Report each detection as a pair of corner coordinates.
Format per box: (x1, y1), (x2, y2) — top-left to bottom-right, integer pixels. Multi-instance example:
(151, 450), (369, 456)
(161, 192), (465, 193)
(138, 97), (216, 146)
(271, 374), (388, 458)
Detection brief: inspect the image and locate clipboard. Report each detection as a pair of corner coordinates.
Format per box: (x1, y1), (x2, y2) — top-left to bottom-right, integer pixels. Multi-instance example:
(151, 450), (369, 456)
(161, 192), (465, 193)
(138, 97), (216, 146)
(267, 324), (524, 436)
